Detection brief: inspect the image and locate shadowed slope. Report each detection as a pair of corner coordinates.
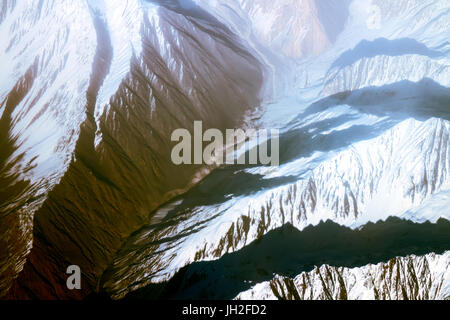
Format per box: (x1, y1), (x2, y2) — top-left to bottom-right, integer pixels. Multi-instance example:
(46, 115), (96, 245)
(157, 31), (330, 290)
(124, 217), (450, 300)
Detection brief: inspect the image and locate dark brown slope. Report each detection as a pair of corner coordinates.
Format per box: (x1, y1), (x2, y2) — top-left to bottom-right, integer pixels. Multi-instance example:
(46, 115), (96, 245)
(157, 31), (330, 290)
(0, 60), (42, 298)
(6, 5), (263, 299)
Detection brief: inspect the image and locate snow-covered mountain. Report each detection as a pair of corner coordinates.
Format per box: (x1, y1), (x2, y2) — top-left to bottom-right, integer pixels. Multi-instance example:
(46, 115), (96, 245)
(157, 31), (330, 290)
(1, 0), (449, 300)
(101, 116), (450, 299)
(1, 0), (263, 298)
(236, 252), (450, 300)
(98, 0), (450, 300)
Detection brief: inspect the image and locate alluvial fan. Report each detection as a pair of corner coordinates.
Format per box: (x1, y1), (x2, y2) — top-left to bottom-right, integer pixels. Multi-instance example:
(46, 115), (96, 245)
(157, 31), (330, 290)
(0, 0), (449, 300)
